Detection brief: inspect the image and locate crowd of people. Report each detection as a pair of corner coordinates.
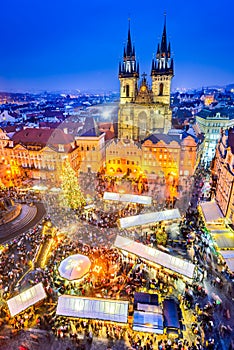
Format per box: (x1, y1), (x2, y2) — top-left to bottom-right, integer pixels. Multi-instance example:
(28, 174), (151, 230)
(0, 166), (233, 349)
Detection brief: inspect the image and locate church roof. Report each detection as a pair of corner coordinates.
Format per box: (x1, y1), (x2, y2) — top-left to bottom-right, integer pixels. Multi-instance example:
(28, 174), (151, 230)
(143, 133), (181, 145)
(79, 117), (101, 137)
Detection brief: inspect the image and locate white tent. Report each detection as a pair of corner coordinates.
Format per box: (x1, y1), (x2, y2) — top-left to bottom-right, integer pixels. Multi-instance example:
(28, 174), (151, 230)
(199, 201), (224, 223)
(7, 282), (47, 317)
(212, 232), (234, 249)
(118, 208), (181, 229)
(56, 295), (129, 323)
(58, 254), (91, 281)
(114, 235), (195, 279)
(103, 192), (152, 205)
(219, 250), (234, 272)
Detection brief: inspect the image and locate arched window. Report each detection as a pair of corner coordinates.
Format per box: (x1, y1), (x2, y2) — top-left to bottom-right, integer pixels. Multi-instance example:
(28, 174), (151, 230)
(126, 84), (130, 97)
(159, 83), (164, 96)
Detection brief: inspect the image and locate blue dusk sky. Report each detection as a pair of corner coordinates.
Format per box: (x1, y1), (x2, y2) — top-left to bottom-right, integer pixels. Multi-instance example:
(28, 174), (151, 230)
(0, 0), (234, 92)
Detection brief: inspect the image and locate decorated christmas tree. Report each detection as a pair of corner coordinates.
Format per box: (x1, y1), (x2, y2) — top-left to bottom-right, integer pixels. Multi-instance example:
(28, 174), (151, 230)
(0, 178), (6, 190)
(60, 159), (86, 210)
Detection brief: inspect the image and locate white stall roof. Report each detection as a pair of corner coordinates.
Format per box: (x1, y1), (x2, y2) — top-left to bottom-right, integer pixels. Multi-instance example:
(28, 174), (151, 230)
(212, 232), (234, 250)
(219, 250), (234, 272)
(7, 282), (47, 317)
(200, 201), (224, 223)
(133, 311), (164, 334)
(114, 235), (195, 279)
(119, 209), (181, 229)
(103, 192), (152, 205)
(56, 295), (129, 323)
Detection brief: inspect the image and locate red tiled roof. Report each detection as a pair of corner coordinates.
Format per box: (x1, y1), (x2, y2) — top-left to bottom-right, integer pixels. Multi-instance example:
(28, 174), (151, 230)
(104, 130), (115, 141)
(3, 125), (19, 133)
(12, 128), (74, 145)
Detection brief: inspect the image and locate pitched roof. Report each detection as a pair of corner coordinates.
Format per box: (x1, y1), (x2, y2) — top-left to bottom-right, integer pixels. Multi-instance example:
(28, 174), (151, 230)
(12, 128), (74, 146)
(143, 133), (181, 145)
(79, 117), (101, 137)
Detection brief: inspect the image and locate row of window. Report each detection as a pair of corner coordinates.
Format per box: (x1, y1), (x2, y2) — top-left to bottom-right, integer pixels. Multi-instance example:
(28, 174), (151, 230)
(108, 159), (139, 165)
(80, 146), (96, 151)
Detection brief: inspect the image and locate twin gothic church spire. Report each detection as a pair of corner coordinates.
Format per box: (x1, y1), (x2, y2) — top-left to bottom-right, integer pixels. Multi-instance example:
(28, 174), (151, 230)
(119, 16), (174, 81)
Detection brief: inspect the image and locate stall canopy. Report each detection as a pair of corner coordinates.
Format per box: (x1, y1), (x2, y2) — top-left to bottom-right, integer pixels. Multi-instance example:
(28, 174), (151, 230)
(133, 292), (163, 334)
(134, 292), (159, 309)
(199, 201), (224, 224)
(103, 192), (152, 205)
(58, 254), (91, 281)
(163, 298), (181, 333)
(114, 235), (195, 279)
(212, 230), (234, 250)
(133, 311), (164, 334)
(56, 295), (129, 323)
(219, 250), (234, 272)
(7, 282), (47, 317)
(118, 209), (181, 229)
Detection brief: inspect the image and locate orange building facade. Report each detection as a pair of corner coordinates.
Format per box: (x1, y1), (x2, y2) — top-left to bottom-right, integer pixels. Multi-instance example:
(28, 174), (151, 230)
(0, 128), (81, 186)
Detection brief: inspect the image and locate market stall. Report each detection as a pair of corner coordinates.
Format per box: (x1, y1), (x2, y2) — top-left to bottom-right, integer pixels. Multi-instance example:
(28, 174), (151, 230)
(56, 295), (129, 323)
(118, 208), (181, 229)
(114, 235), (195, 279)
(133, 311), (164, 334)
(103, 192), (152, 205)
(212, 231), (234, 250)
(7, 282), (47, 317)
(199, 201), (224, 225)
(58, 254), (91, 281)
(133, 292), (164, 334)
(219, 250), (234, 272)
(163, 298), (181, 335)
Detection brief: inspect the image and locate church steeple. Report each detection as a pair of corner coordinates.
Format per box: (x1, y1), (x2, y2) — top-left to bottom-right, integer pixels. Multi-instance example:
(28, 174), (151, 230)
(119, 20), (139, 104)
(151, 14), (173, 76)
(119, 20), (139, 78)
(151, 14), (174, 106)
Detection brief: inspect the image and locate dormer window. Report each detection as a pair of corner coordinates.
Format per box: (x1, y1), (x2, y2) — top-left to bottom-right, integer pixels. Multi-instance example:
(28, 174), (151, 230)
(58, 144), (64, 152)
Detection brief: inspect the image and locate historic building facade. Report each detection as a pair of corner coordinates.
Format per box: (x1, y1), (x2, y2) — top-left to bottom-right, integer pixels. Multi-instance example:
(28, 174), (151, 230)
(213, 128), (234, 224)
(196, 108), (234, 165)
(118, 20), (173, 141)
(75, 117), (106, 173)
(105, 18), (199, 187)
(0, 128), (81, 185)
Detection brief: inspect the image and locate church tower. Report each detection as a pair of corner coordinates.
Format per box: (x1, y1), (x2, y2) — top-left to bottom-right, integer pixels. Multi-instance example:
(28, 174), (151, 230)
(119, 21), (139, 104)
(118, 16), (173, 141)
(151, 16), (174, 105)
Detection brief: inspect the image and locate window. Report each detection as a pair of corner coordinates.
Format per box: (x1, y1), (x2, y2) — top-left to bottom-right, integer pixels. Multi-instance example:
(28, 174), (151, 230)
(159, 83), (164, 96)
(126, 84), (130, 97)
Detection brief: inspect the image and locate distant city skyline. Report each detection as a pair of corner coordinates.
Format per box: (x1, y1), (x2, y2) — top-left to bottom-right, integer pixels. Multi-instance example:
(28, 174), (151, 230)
(1, 0), (234, 92)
